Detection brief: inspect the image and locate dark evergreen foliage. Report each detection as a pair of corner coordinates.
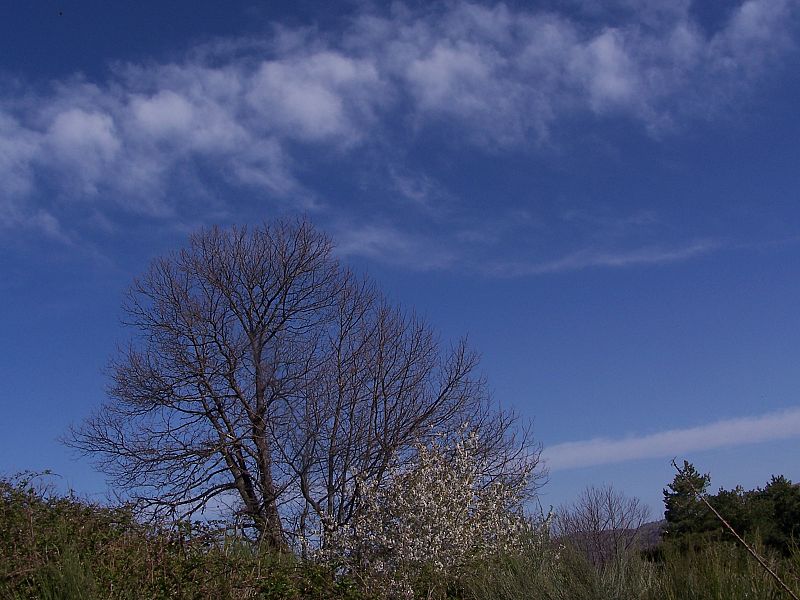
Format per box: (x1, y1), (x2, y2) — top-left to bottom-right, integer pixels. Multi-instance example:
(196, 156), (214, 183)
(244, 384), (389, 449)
(663, 460), (713, 542)
(664, 461), (800, 556)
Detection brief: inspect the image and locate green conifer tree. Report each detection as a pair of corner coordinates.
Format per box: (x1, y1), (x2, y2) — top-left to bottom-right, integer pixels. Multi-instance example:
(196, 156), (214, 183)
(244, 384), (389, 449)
(663, 461), (713, 543)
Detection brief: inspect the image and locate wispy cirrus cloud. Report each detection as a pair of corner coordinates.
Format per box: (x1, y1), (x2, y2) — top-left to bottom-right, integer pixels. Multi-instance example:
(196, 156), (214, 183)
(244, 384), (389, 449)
(328, 212), (719, 275)
(484, 239), (719, 276)
(333, 222), (457, 271)
(544, 406), (800, 471)
(0, 0), (797, 246)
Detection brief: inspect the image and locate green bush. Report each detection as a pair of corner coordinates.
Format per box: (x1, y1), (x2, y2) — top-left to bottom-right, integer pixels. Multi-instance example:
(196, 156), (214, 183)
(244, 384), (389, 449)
(0, 473), (362, 600)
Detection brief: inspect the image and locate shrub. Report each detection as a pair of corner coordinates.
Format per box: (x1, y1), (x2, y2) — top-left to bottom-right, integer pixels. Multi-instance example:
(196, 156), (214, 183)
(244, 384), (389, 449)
(326, 428), (540, 599)
(0, 473), (363, 600)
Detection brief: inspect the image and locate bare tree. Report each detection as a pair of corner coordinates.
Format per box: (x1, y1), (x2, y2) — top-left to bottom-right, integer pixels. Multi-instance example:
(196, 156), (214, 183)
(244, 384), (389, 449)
(284, 275), (540, 545)
(556, 485), (650, 569)
(68, 219), (541, 550)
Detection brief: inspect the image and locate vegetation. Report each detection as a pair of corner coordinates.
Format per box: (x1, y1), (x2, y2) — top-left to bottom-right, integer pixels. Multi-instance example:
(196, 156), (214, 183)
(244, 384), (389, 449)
(664, 461), (800, 556)
(0, 473), (363, 600)
(4, 222), (798, 598)
(3, 465), (799, 599)
(461, 470), (800, 600)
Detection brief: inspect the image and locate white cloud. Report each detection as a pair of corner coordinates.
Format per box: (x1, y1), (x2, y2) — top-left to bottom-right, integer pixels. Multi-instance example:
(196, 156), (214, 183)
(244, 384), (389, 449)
(0, 112), (41, 198)
(27, 209), (72, 242)
(130, 91), (195, 138)
(544, 407), (800, 471)
(0, 0), (797, 237)
(48, 109), (120, 157)
(333, 223), (456, 270)
(573, 29), (639, 111)
(247, 51), (385, 143)
(388, 166), (453, 213)
(406, 42), (494, 110)
(45, 108), (121, 194)
(486, 240), (717, 276)
(724, 0), (795, 50)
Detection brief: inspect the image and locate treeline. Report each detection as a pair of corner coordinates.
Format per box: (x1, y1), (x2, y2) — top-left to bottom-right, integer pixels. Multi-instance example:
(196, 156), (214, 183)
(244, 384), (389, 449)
(2, 466), (799, 600)
(664, 461), (800, 556)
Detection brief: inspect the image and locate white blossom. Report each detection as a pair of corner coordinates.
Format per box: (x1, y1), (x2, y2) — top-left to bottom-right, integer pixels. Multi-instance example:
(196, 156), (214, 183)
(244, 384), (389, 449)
(320, 425), (542, 598)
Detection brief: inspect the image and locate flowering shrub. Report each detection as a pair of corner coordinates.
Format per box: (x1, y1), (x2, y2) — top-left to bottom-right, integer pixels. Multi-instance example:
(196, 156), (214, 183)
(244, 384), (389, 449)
(325, 428), (539, 598)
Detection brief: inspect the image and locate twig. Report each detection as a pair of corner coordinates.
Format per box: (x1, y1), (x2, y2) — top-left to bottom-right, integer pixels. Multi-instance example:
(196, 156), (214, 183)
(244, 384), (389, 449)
(671, 459), (799, 600)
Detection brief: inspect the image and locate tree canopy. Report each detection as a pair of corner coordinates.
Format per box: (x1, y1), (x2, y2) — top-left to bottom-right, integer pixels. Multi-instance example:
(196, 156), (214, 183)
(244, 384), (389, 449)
(664, 462), (800, 555)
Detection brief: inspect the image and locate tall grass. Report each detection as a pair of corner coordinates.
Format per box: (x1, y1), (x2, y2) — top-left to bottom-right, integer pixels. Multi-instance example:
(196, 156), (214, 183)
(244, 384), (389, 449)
(653, 542), (800, 600)
(461, 537), (659, 600)
(460, 536), (800, 600)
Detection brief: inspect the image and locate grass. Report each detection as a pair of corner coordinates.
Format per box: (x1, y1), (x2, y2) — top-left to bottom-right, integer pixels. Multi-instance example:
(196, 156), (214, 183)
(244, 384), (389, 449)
(460, 535), (800, 600)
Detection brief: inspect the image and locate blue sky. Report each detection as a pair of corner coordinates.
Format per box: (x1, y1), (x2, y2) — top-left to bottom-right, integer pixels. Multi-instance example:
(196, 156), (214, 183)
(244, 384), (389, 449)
(2, 0), (800, 517)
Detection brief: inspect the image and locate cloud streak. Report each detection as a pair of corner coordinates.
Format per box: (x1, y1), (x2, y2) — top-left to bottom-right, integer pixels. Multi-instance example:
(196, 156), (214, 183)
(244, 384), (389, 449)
(544, 407), (800, 471)
(485, 240), (718, 276)
(333, 222), (457, 270)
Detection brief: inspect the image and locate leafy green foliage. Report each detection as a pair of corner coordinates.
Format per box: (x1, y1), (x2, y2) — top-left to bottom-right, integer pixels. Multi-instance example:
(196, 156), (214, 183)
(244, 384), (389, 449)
(0, 473), (363, 600)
